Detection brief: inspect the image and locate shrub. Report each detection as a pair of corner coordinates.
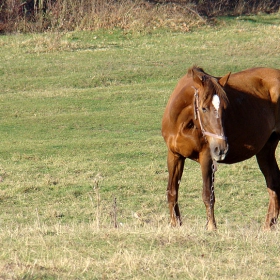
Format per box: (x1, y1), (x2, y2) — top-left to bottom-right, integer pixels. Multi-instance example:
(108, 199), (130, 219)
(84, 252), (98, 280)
(0, 0), (279, 33)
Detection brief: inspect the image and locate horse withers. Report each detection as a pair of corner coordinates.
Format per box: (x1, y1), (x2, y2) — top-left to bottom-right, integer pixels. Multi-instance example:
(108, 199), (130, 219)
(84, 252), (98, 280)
(162, 66), (280, 230)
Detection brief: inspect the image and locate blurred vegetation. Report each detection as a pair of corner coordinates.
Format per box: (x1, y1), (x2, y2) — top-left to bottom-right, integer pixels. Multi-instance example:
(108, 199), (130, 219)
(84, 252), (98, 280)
(150, 0), (280, 16)
(0, 0), (279, 33)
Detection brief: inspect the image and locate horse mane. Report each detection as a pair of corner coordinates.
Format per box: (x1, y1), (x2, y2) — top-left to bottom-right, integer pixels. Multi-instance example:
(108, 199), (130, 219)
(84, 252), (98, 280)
(210, 77), (229, 105)
(188, 65), (229, 105)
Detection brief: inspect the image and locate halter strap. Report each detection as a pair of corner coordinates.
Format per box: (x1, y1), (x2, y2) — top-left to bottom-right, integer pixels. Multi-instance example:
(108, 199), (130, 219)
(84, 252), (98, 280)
(192, 86), (227, 141)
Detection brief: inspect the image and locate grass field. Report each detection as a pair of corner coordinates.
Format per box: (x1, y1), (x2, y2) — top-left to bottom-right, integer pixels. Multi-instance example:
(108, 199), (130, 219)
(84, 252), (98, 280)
(1, 13), (280, 279)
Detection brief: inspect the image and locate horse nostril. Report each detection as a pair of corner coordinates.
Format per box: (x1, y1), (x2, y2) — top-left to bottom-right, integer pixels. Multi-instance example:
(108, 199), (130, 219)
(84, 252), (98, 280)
(214, 147), (220, 156)
(212, 144), (228, 160)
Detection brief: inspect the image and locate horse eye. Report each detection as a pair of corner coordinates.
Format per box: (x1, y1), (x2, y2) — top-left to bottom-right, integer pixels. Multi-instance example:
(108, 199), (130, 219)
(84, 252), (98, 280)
(202, 107), (207, 113)
(186, 120), (194, 129)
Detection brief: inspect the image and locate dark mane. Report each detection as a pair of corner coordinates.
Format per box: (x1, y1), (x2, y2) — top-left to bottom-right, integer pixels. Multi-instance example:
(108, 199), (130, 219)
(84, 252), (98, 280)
(210, 77), (229, 104)
(188, 65), (228, 104)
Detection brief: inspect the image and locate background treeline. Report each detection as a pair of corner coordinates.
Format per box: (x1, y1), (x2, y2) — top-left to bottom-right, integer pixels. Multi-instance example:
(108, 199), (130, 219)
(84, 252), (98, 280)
(0, 0), (279, 33)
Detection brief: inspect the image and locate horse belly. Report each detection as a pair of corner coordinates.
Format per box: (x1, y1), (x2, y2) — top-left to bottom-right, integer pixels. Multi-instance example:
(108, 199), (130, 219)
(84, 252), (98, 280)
(223, 120), (273, 164)
(221, 144), (259, 164)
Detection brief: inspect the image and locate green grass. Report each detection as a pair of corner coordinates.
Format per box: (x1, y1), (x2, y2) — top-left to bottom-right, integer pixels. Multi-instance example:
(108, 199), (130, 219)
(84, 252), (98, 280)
(1, 14), (280, 279)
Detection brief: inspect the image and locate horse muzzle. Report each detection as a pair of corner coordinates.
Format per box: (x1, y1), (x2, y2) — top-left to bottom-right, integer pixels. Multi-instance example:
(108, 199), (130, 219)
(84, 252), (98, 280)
(210, 142), (229, 162)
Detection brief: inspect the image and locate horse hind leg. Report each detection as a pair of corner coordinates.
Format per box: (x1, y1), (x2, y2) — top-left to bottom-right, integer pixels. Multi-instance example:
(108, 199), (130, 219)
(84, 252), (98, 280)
(256, 133), (280, 230)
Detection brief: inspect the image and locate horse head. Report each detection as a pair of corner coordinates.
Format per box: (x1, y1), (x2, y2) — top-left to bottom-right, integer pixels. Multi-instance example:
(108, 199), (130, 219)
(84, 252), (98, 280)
(191, 67), (230, 161)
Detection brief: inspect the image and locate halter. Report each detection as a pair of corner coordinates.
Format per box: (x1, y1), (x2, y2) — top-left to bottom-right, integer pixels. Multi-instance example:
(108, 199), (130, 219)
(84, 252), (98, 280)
(192, 86), (227, 141)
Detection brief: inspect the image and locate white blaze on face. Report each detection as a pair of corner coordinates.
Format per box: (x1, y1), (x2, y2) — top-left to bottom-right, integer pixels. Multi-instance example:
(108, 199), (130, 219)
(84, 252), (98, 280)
(212, 95), (220, 111)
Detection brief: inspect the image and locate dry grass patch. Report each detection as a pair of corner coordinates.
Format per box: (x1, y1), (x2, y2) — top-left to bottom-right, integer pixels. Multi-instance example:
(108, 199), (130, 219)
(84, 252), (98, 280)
(1, 0), (205, 33)
(1, 218), (280, 279)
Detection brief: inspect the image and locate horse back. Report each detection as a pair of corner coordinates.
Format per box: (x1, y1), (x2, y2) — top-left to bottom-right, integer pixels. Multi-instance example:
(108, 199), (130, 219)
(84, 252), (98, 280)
(228, 67), (280, 102)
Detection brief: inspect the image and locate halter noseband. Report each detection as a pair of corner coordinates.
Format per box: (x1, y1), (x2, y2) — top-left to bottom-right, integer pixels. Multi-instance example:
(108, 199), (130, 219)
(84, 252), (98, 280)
(192, 86), (227, 141)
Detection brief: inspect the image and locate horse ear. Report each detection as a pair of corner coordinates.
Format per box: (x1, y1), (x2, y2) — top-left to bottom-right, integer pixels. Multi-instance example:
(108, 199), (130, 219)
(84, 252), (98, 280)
(192, 69), (205, 86)
(219, 72), (231, 87)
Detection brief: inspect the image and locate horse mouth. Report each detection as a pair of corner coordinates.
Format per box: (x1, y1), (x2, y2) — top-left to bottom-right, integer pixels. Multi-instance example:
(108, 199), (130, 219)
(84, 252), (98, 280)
(213, 153), (227, 162)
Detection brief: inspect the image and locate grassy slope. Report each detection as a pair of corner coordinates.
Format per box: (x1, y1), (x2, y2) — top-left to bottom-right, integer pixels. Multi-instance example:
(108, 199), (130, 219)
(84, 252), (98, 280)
(0, 14), (280, 279)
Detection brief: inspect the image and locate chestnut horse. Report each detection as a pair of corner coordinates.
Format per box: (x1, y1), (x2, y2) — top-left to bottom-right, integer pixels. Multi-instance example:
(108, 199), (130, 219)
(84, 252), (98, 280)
(162, 66), (280, 230)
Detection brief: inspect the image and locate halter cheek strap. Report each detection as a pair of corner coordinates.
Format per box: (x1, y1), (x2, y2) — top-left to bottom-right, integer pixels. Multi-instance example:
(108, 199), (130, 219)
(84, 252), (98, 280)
(192, 86), (227, 141)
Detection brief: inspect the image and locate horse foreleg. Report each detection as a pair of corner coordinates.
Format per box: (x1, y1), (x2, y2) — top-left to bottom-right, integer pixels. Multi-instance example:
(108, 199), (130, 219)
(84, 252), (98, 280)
(166, 151), (185, 226)
(200, 155), (217, 230)
(256, 133), (280, 230)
